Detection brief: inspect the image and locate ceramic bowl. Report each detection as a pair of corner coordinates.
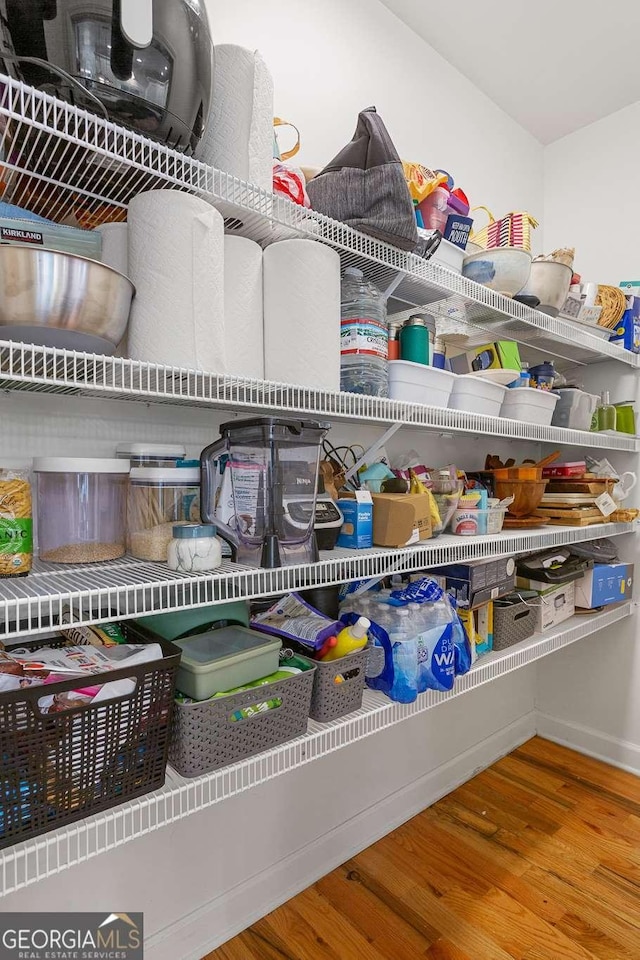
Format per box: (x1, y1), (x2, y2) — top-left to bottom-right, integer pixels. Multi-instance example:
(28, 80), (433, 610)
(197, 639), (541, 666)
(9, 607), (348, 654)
(461, 247), (532, 296)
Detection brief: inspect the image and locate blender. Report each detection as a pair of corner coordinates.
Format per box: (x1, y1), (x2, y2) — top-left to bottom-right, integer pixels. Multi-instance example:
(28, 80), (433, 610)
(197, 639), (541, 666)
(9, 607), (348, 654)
(201, 418), (330, 568)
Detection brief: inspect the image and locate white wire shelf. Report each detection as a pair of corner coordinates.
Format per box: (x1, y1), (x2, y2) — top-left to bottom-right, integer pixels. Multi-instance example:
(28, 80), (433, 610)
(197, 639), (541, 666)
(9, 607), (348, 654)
(0, 75), (636, 370)
(1, 523), (634, 641)
(1, 340), (638, 452)
(0, 601), (631, 897)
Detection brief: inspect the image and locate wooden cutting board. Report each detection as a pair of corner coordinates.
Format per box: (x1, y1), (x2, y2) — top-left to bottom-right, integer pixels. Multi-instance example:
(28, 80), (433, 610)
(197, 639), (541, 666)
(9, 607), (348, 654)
(544, 479), (616, 495)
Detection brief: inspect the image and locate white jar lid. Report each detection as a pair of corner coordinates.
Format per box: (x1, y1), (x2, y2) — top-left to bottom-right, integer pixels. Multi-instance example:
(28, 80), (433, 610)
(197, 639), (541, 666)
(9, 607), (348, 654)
(129, 466), (200, 483)
(116, 442), (186, 458)
(33, 457), (131, 474)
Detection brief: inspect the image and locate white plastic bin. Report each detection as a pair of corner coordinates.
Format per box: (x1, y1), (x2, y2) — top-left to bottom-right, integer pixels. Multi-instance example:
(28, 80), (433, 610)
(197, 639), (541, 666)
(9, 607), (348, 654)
(448, 375), (507, 416)
(501, 388), (559, 426)
(551, 389), (599, 431)
(388, 360), (456, 406)
(33, 458), (129, 563)
(451, 508), (507, 536)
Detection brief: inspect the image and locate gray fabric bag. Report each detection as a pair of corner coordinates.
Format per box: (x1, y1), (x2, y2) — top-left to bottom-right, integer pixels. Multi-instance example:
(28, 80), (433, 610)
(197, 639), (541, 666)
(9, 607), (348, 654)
(307, 106), (418, 252)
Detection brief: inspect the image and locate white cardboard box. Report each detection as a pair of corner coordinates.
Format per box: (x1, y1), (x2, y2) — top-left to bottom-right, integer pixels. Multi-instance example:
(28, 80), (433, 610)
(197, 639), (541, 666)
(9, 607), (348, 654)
(532, 581), (576, 632)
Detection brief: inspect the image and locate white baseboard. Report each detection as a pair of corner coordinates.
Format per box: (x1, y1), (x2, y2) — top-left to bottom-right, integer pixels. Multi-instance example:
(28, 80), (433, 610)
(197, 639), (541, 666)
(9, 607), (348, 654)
(147, 711), (536, 960)
(536, 711), (640, 776)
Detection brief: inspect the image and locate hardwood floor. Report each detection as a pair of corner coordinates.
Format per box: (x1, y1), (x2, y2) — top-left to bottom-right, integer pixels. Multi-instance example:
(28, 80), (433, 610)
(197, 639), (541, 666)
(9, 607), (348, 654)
(206, 737), (640, 960)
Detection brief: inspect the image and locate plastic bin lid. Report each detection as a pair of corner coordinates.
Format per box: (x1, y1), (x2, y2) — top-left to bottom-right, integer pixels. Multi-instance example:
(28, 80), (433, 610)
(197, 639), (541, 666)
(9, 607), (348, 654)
(116, 442), (186, 457)
(175, 626), (281, 668)
(33, 457), (130, 473)
(129, 466), (200, 483)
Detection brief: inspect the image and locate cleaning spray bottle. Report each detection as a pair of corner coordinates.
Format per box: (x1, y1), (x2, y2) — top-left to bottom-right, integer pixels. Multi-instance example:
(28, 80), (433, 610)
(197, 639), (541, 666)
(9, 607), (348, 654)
(321, 616), (370, 661)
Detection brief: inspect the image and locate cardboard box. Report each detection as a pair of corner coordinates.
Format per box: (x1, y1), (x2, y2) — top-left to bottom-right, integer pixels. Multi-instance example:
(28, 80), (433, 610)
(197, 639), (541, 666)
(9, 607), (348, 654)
(574, 563), (634, 609)
(448, 341), (521, 375)
(531, 581), (575, 632)
(610, 297), (640, 353)
(436, 558), (516, 609)
(337, 493), (373, 549)
(458, 601), (493, 661)
(371, 493), (432, 548)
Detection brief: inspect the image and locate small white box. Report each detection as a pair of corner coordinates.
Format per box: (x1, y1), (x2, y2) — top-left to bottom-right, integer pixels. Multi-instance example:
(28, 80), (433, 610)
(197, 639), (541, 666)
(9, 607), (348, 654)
(532, 581), (575, 632)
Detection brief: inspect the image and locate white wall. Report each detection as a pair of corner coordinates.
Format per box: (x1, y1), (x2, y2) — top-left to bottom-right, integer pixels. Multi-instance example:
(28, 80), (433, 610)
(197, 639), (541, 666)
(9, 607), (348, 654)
(210, 0), (544, 237)
(544, 100), (640, 283)
(2, 3), (547, 954)
(541, 101), (640, 766)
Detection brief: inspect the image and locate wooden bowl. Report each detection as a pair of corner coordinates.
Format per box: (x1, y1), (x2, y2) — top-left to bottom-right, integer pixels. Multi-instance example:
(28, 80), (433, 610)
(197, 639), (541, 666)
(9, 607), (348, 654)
(494, 478), (548, 518)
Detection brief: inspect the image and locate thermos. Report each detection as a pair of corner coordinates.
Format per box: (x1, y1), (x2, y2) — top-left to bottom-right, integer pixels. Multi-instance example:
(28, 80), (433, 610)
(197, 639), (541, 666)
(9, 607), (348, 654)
(400, 313), (436, 365)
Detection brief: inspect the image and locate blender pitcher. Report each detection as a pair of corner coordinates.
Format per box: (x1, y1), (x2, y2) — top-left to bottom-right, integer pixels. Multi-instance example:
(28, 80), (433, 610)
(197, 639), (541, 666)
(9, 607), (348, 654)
(201, 418), (330, 568)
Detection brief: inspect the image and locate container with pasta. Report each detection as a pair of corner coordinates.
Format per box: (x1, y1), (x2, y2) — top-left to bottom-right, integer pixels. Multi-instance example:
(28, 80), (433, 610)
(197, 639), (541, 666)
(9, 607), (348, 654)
(0, 469), (33, 576)
(127, 467), (201, 562)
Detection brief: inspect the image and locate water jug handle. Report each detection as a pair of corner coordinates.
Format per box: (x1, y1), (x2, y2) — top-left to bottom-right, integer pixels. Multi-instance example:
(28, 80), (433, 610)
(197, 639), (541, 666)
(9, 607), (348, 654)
(200, 439), (239, 560)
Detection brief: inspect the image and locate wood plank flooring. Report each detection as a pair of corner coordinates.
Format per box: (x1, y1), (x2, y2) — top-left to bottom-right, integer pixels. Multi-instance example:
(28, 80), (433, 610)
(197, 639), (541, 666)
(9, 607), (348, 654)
(206, 737), (640, 960)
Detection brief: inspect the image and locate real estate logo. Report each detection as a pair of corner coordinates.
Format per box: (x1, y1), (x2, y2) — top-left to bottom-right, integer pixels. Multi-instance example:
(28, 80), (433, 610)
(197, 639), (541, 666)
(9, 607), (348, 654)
(0, 912), (143, 959)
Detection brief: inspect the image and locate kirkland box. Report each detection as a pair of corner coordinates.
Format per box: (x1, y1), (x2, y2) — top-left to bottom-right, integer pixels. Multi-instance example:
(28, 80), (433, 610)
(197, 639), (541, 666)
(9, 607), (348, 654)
(574, 563), (634, 609)
(436, 557), (516, 609)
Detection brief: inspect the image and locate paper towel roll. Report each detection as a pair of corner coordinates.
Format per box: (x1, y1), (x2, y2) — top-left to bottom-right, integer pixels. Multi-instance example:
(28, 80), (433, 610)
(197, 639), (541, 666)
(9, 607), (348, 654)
(263, 239), (340, 391)
(196, 44), (274, 191)
(95, 222), (129, 277)
(127, 191), (225, 372)
(224, 236), (264, 379)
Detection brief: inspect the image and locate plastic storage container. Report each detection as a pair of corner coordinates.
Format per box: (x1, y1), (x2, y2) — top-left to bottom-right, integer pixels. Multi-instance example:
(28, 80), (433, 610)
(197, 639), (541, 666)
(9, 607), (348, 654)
(418, 230), (465, 273)
(33, 458), (129, 563)
(551, 389), (599, 431)
(0, 625), (180, 849)
(116, 442), (186, 467)
(388, 361), (456, 406)
(501, 388), (559, 426)
(127, 467), (200, 561)
(174, 626), (282, 700)
(493, 596), (537, 650)
(340, 267), (388, 397)
(301, 648), (367, 722)
(450, 507), (506, 536)
(449, 375), (507, 416)
(169, 658), (315, 777)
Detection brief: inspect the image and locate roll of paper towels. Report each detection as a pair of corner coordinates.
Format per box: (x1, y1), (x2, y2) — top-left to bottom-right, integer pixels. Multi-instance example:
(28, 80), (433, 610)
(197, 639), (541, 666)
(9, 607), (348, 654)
(95, 222), (129, 277)
(127, 191), (225, 372)
(224, 236), (264, 379)
(196, 44), (274, 191)
(263, 239), (340, 391)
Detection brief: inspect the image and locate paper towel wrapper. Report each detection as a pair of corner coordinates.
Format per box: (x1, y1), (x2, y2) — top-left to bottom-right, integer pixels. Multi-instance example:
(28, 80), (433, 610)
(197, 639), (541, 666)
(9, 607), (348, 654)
(263, 239), (340, 391)
(127, 191), (225, 372)
(93, 222), (130, 356)
(224, 236), (264, 379)
(196, 44), (273, 191)
(95, 222), (129, 277)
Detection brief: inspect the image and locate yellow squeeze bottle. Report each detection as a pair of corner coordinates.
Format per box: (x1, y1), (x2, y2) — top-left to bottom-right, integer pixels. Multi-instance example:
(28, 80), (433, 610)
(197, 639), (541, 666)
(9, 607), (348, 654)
(322, 616), (370, 661)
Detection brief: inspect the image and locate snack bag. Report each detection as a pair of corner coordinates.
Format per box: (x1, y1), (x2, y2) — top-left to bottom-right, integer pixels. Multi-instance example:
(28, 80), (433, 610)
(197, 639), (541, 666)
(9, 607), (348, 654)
(0, 470), (32, 576)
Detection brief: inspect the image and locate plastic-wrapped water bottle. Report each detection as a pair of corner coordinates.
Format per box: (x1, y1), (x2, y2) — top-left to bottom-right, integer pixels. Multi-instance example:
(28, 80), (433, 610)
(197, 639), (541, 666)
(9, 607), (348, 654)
(340, 267), (388, 397)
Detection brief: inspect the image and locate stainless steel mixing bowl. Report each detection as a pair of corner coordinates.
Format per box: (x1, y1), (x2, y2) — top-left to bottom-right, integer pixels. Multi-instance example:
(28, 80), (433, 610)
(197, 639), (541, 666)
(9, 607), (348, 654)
(0, 245), (135, 355)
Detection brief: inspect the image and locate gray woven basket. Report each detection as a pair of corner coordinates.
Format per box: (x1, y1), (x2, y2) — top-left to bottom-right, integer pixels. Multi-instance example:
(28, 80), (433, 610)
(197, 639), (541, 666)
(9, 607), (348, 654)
(169, 665), (315, 778)
(301, 649), (367, 722)
(493, 599), (536, 651)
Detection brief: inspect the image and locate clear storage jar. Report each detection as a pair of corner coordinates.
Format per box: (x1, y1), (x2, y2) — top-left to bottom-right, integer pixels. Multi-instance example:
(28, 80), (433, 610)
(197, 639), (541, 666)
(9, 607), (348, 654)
(33, 458), (129, 563)
(127, 467), (201, 561)
(116, 442), (186, 468)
